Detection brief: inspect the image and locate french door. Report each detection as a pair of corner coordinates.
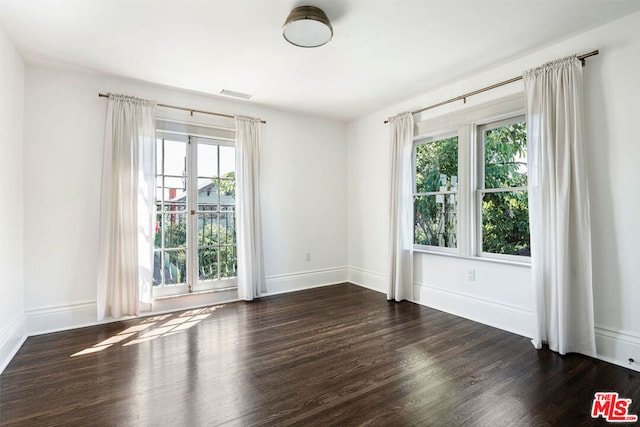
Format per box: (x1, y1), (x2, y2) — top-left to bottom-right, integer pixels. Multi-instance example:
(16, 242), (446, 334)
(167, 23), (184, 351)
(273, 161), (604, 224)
(153, 133), (237, 297)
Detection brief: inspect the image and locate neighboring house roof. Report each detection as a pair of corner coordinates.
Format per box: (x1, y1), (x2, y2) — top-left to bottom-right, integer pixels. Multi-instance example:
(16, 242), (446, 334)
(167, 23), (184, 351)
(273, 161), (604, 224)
(168, 181), (234, 204)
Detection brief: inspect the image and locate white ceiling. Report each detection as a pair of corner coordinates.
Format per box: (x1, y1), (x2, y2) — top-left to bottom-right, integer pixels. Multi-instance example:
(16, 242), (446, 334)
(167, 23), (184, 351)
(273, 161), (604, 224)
(1, 0), (639, 122)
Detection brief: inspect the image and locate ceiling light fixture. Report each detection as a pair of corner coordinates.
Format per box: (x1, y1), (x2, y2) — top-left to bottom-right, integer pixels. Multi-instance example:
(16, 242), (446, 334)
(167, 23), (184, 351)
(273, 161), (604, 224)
(283, 6), (333, 48)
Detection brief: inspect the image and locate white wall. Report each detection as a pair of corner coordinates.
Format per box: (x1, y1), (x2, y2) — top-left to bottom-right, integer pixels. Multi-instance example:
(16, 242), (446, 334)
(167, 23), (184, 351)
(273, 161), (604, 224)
(0, 24), (26, 372)
(22, 65), (347, 333)
(347, 10), (640, 371)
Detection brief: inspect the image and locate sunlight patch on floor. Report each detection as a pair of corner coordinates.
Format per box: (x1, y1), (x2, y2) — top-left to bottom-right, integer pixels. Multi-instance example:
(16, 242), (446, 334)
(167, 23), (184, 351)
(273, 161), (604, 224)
(70, 305), (224, 357)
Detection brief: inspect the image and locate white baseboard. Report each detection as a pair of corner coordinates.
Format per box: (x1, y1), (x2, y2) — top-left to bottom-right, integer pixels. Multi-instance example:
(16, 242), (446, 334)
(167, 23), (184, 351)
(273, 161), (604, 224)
(347, 267), (387, 294)
(25, 301), (98, 335)
(151, 288), (239, 313)
(411, 282), (640, 372)
(22, 267), (347, 336)
(595, 326), (640, 372)
(412, 282), (534, 338)
(24, 291), (242, 338)
(265, 266), (348, 296)
(0, 313), (27, 374)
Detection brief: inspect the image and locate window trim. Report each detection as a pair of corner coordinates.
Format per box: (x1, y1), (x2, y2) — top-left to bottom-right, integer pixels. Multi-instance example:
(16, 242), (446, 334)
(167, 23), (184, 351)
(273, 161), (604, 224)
(412, 131), (460, 253)
(412, 93), (530, 264)
(153, 132), (238, 299)
(475, 115), (530, 262)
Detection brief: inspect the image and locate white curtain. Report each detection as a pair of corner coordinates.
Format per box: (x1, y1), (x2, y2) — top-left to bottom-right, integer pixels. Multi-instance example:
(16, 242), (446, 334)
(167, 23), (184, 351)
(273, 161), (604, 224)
(97, 94), (156, 320)
(387, 112), (414, 301)
(235, 115), (266, 301)
(523, 56), (596, 356)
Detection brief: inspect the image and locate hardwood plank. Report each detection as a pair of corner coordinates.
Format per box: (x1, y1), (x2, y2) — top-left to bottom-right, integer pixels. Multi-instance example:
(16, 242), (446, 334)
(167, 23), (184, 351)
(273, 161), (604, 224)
(1, 284), (638, 426)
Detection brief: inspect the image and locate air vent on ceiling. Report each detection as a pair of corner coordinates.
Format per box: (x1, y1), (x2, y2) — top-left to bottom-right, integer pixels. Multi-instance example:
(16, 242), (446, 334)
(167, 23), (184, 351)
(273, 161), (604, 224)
(219, 89), (252, 100)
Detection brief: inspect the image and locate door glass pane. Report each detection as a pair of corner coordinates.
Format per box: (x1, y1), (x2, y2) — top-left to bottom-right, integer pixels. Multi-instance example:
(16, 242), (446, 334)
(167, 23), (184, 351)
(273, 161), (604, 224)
(163, 176), (186, 189)
(219, 177), (235, 202)
(163, 213), (187, 248)
(164, 250), (187, 284)
(198, 144), (218, 178)
(220, 245), (237, 279)
(219, 146), (235, 177)
(198, 212), (219, 247)
(198, 247), (218, 281)
(153, 251), (161, 286)
(218, 212), (236, 245)
(163, 139), (187, 176)
(197, 177), (218, 208)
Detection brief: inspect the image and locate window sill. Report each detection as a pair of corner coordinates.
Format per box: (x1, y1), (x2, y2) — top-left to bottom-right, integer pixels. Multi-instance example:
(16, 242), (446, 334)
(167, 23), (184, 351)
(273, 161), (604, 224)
(412, 247), (531, 268)
(152, 286), (238, 301)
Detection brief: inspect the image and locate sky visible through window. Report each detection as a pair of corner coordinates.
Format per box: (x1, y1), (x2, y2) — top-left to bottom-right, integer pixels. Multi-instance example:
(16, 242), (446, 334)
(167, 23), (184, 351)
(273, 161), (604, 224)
(158, 139), (234, 178)
(157, 139), (235, 202)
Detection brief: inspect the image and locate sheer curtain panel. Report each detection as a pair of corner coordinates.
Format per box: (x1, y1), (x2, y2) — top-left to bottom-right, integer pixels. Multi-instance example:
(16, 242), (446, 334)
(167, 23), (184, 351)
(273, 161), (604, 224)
(235, 115), (266, 301)
(387, 112), (414, 301)
(524, 56), (596, 356)
(97, 94), (156, 321)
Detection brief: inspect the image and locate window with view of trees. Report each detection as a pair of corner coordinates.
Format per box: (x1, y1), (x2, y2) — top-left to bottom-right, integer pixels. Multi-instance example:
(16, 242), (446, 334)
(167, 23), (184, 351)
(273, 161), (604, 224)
(478, 117), (529, 257)
(154, 134), (237, 297)
(412, 110), (530, 261)
(414, 135), (458, 249)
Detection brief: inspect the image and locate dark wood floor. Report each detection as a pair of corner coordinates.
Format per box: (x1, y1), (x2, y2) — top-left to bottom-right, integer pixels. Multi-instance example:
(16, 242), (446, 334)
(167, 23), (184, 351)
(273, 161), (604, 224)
(1, 284), (638, 426)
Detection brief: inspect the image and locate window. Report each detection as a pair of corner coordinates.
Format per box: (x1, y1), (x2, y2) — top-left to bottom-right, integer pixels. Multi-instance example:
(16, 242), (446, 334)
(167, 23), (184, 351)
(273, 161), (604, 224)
(412, 97), (530, 262)
(413, 135), (458, 250)
(477, 117), (529, 258)
(154, 133), (237, 297)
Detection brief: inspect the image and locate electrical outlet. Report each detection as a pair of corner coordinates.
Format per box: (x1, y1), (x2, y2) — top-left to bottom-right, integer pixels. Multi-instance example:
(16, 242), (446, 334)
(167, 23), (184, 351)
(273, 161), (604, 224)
(305, 252), (311, 262)
(468, 269), (476, 281)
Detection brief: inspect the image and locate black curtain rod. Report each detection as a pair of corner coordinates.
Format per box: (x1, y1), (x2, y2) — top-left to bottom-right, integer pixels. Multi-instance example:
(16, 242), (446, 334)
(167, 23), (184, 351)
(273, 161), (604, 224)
(384, 49), (599, 124)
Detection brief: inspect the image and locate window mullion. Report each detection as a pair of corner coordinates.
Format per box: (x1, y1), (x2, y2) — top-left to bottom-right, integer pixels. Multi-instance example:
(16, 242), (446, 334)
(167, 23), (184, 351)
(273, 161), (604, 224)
(457, 124), (473, 257)
(186, 136), (198, 292)
(414, 190), (458, 196)
(475, 123), (484, 257)
(160, 140), (166, 286)
(479, 186), (527, 194)
(216, 145), (222, 280)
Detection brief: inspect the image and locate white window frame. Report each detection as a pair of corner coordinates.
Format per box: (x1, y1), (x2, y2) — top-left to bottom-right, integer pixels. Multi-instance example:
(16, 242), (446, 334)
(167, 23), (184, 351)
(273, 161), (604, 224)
(475, 115), (530, 262)
(412, 131), (459, 254)
(412, 93), (530, 265)
(154, 127), (238, 298)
